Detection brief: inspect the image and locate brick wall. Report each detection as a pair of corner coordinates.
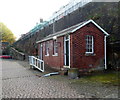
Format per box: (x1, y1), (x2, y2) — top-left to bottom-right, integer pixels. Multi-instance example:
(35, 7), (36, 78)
(38, 23), (105, 70)
(70, 23), (105, 70)
(38, 36), (64, 70)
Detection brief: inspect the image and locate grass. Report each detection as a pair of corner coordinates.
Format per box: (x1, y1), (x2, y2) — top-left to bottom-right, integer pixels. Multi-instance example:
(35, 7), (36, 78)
(46, 71), (120, 86)
(72, 71), (120, 86)
(49, 72), (120, 86)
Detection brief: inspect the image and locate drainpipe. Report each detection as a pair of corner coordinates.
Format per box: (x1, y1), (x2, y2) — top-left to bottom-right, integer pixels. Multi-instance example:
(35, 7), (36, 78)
(104, 35), (107, 69)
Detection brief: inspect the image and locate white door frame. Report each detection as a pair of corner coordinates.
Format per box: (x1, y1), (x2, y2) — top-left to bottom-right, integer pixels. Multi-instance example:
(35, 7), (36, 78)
(64, 35), (70, 68)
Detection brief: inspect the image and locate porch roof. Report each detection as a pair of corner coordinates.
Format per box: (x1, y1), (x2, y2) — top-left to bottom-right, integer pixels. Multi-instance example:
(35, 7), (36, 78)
(36, 19), (109, 43)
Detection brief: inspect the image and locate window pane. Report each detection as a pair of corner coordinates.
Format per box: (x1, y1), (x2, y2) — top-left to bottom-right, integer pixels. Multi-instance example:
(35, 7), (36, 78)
(85, 35), (94, 53)
(90, 49), (92, 52)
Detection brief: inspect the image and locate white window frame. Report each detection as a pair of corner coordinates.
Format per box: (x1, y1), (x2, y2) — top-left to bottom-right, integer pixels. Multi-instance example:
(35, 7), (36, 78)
(52, 40), (58, 56)
(85, 35), (94, 54)
(45, 41), (49, 56)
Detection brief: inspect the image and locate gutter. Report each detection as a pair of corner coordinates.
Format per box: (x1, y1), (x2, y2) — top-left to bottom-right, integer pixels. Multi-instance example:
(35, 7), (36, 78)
(104, 36), (107, 69)
(36, 31), (72, 43)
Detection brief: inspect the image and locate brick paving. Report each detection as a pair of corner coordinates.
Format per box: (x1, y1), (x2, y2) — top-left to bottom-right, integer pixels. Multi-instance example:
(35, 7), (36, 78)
(2, 59), (119, 99)
(2, 59), (84, 98)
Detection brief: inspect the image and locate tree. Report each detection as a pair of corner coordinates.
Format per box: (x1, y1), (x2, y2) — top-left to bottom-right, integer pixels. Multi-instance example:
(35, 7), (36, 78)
(0, 22), (16, 44)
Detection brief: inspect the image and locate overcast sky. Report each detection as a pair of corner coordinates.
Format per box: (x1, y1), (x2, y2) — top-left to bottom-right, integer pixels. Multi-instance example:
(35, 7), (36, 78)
(0, 0), (70, 40)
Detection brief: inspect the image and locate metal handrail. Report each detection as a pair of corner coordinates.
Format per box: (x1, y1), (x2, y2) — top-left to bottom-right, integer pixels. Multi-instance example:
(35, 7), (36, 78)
(29, 56), (44, 72)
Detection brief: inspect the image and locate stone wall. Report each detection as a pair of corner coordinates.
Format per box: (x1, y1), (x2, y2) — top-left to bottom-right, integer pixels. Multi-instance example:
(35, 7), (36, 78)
(10, 48), (26, 61)
(70, 23), (105, 70)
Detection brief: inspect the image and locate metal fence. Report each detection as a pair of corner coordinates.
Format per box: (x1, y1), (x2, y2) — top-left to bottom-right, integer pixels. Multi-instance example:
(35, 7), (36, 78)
(49, 0), (92, 24)
(29, 56), (44, 72)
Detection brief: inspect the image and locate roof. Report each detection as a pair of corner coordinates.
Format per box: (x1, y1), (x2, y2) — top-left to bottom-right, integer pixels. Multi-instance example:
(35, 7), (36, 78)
(36, 19), (109, 43)
(30, 21), (49, 34)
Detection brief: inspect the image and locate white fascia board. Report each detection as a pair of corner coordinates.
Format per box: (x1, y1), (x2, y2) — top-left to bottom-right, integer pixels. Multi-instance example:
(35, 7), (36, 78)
(71, 20), (92, 33)
(90, 20), (109, 36)
(71, 19), (109, 36)
(36, 31), (71, 44)
(36, 37), (52, 44)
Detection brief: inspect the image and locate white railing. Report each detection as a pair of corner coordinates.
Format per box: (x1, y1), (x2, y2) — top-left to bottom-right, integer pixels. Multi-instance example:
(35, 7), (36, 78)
(29, 56), (44, 72)
(48, 0), (92, 24)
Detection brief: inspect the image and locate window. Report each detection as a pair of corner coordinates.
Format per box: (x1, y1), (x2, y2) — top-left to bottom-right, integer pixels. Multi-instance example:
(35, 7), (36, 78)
(53, 40), (58, 56)
(85, 35), (94, 54)
(45, 41), (49, 56)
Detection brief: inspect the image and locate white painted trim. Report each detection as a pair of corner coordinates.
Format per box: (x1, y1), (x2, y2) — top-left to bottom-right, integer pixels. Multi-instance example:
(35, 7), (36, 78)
(92, 35), (94, 54)
(69, 35), (71, 68)
(64, 35), (70, 68)
(90, 20), (109, 36)
(104, 36), (107, 69)
(72, 19), (109, 36)
(45, 54), (49, 56)
(29, 56), (44, 72)
(85, 52), (94, 54)
(36, 31), (71, 44)
(85, 35), (94, 54)
(52, 53), (58, 56)
(64, 36), (66, 66)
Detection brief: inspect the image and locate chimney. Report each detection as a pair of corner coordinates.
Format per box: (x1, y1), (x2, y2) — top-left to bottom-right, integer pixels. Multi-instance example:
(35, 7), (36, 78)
(40, 18), (43, 23)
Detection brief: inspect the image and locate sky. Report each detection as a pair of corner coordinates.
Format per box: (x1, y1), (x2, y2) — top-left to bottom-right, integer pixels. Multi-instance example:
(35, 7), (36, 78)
(0, 0), (70, 40)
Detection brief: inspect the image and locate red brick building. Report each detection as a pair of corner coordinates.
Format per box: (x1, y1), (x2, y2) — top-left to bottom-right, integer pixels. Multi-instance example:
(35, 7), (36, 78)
(36, 20), (109, 71)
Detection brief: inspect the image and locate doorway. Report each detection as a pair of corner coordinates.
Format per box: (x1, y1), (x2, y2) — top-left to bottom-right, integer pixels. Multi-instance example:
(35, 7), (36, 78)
(64, 35), (70, 68)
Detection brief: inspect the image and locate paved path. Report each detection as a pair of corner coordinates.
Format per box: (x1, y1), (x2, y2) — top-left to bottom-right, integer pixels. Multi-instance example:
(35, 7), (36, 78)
(2, 59), (84, 98)
(2, 59), (119, 99)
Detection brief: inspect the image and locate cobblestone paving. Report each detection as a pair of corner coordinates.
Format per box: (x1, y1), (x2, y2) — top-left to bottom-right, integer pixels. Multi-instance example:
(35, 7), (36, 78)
(2, 59), (119, 99)
(2, 59), (84, 98)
